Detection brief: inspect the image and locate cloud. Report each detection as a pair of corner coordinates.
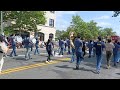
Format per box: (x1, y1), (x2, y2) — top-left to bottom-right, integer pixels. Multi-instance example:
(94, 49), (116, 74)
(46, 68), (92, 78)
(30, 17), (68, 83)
(56, 19), (70, 30)
(56, 11), (79, 16)
(94, 15), (110, 20)
(112, 26), (120, 36)
(56, 11), (80, 30)
(97, 22), (111, 27)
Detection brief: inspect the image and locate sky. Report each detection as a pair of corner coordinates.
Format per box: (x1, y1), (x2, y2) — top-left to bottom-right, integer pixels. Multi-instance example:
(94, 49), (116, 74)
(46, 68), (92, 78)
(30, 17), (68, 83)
(55, 11), (120, 36)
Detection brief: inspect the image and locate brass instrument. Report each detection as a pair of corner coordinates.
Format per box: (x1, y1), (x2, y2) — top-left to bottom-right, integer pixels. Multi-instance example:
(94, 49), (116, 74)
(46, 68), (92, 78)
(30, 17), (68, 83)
(69, 32), (75, 48)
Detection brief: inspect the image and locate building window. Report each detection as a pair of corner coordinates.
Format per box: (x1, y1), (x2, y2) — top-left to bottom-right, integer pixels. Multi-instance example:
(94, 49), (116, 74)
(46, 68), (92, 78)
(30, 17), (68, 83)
(49, 19), (54, 27)
(50, 11), (55, 13)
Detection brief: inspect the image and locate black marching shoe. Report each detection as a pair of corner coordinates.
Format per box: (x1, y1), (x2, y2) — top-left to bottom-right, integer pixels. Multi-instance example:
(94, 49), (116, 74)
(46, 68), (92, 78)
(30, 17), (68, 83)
(88, 56), (91, 58)
(75, 65), (79, 70)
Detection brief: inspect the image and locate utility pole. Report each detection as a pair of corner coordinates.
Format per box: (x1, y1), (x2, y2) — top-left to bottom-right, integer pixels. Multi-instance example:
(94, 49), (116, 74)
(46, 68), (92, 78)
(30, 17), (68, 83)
(1, 11), (3, 34)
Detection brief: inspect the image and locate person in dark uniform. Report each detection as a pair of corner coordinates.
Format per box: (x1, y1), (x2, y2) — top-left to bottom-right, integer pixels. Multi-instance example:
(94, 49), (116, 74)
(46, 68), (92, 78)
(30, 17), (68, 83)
(9, 34), (17, 57)
(93, 40), (97, 57)
(66, 38), (71, 54)
(34, 38), (40, 55)
(58, 39), (61, 54)
(113, 40), (120, 67)
(82, 38), (86, 58)
(93, 37), (105, 74)
(74, 34), (83, 69)
(87, 40), (94, 58)
(46, 39), (53, 63)
(23, 35), (33, 60)
(64, 39), (67, 52)
(117, 40), (120, 63)
(59, 38), (64, 55)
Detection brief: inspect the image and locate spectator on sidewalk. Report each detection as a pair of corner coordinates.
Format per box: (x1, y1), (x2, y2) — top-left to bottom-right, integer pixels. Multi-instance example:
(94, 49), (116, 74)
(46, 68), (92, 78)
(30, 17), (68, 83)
(74, 34), (83, 70)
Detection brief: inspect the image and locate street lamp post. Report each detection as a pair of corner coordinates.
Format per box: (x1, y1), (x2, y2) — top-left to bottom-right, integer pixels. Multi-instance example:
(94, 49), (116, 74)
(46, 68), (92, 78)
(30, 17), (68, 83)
(1, 11), (3, 34)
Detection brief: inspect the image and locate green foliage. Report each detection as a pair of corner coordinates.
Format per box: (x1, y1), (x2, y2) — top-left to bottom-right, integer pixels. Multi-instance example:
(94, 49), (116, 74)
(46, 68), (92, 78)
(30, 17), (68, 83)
(1, 11), (46, 35)
(55, 30), (66, 40)
(57, 15), (116, 40)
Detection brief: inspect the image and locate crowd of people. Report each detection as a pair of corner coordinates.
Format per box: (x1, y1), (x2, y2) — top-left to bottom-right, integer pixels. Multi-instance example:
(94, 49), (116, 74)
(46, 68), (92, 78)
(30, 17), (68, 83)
(57, 33), (120, 74)
(0, 33), (120, 74)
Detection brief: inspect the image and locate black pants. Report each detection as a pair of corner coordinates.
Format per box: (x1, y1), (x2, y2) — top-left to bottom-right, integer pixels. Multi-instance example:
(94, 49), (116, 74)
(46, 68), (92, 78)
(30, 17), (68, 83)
(68, 46), (70, 54)
(82, 48), (86, 57)
(106, 51), (112, 66)
(47, 50), (51, 61)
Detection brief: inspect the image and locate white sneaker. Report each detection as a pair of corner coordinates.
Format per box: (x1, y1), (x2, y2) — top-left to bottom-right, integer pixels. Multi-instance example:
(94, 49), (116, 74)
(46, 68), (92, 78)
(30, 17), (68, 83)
(45, 61), (49, 63)
(60, 55), (63, 57)
(49, 60), (53, 62)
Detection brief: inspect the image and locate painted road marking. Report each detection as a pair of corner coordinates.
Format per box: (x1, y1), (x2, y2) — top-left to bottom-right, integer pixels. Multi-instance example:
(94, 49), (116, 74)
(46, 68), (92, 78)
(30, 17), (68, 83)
(0, 58), (70, 75)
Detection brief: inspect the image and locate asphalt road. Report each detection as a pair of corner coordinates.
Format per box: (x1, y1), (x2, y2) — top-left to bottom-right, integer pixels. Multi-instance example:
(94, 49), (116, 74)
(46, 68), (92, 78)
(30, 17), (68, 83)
(0, 48), (120, 79)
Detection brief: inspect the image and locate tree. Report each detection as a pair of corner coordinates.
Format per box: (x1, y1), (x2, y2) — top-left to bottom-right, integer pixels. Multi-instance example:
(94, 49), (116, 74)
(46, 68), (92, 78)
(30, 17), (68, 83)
(70, 15), (101, 40)
(112, 11), (120, 17)
(55, 15), (117, 41)
(86, 20), (99, 39)
(55, 30), (66, 39)
(103, 28), (116, 36)
(70, 15), (88, 38)
(1, 11), (46, 35)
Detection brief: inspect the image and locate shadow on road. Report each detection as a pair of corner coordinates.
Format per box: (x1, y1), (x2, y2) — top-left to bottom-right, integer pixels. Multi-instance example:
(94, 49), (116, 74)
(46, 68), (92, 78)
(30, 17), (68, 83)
(116, 73), (120, 75)
(55, 65), (73, 69)
(39, 55), (48, 57)
(15, 57), (26, 60)
(82, 54), (110, 69)
(73, 67), (97, 74)
(84, 63), (107, 69)
(33, 61), (45, 63)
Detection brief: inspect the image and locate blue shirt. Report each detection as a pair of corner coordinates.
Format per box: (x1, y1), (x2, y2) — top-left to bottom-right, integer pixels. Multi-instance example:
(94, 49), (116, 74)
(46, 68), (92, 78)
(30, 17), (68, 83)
(94, 41), (105, 55)
(35, 39), (39, 48)
(46, 42), (53, 51)
(87, 42), (93, 49)
(66, 39), (70, 46)
(113, 43), (120, 54)
(59, 40), (61, 46)
(11, 36), (16, 46)
(60, 40), (64, 48)
(23, 37), (31, 48)
(74, 38), (83, 53)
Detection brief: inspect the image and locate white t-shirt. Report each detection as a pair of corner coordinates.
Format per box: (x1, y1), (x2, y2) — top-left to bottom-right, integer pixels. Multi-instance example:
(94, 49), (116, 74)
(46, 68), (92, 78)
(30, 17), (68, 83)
(0, 42), (8, 53)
